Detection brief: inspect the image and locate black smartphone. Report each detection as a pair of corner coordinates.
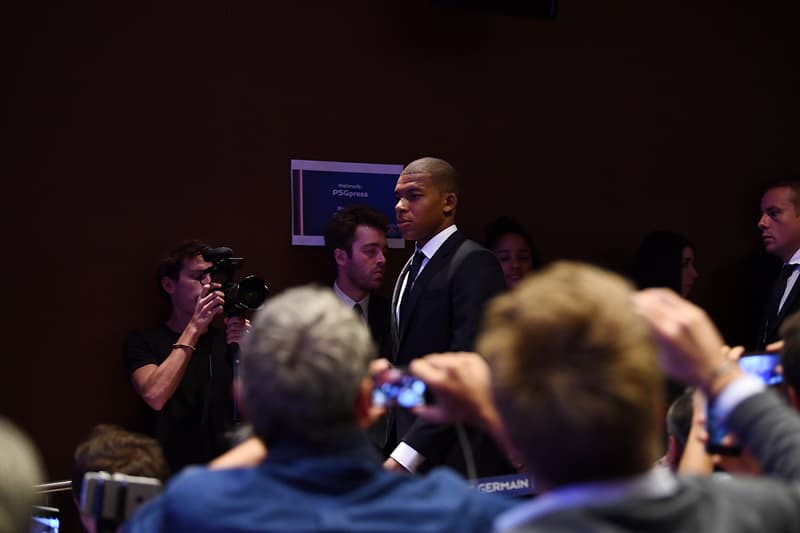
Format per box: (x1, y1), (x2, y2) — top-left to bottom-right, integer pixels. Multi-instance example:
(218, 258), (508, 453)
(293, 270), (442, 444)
(705, 352), (782, 455)
(705, 402), (741, 456)
(371, 367), (427, 408)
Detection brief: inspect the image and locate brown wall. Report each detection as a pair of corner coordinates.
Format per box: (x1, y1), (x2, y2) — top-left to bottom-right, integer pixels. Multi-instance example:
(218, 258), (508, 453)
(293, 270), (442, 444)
(5, 0), (799, 501)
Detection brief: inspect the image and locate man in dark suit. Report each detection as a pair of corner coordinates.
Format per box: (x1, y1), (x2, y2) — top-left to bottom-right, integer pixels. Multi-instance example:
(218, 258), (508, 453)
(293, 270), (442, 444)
(385, 156), (513, 477)
(756, 177), (800, 347)
(324, 205), (392, 454)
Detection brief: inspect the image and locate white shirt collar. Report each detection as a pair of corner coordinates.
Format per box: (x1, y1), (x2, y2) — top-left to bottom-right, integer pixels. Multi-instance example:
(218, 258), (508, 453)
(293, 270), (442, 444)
(416, 224), (458, 261)
(333, 282), (370, 315)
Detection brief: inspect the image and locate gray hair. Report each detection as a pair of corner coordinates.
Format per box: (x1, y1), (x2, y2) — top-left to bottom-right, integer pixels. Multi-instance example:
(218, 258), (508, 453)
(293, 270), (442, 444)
(240, 285), (375, 443)
(0, 417), (44, 533)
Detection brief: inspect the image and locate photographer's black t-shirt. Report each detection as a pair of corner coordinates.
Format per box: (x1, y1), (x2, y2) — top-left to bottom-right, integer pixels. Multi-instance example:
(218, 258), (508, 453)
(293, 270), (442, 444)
(123, 325), (235, 474)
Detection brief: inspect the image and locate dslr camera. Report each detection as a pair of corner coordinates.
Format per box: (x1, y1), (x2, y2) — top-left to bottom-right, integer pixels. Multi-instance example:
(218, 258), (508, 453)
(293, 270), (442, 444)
(201, 246), (270, 317)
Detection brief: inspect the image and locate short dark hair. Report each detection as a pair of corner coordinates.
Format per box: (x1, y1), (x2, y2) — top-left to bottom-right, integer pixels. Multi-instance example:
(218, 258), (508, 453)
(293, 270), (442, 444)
(630, 231), (693, 294)
(666, 389), (694, 451)
(157, 239), (207, 283)
(778, 311), (800, 392)
(763, 176), (800, 214)
(484, 216), (542, 268)
(323, 206), (388, 259)
(72, 424), (170, 500)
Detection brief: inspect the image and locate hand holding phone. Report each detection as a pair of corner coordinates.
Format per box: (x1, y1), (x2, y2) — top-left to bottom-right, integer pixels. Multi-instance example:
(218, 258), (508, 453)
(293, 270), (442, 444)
(705, 352), (782, 455)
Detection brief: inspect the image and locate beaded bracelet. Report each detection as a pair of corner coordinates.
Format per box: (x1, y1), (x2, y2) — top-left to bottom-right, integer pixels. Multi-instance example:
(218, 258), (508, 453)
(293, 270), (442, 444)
(172, 343), (196, 352)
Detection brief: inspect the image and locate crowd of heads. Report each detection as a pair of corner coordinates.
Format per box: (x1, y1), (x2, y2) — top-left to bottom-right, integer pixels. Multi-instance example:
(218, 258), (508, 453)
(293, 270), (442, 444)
(10, 160), (800, 532)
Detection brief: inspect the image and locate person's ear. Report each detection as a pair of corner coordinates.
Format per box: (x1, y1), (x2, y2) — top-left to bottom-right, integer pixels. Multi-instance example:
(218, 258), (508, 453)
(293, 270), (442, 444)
(443, 192), (457, 217)
(334, 248), (349, 268)
(161, 276), (176, 295)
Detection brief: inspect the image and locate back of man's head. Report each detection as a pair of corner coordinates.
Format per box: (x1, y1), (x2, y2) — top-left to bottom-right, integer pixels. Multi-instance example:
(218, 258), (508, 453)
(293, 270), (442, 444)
(665, 389), (694, 470)
(240, 285), (374, 445)
(778, 311), (800, 405)
(478, 261), (662, 488)
(72, 424), (169, 502)
(323, 205), (388, 259)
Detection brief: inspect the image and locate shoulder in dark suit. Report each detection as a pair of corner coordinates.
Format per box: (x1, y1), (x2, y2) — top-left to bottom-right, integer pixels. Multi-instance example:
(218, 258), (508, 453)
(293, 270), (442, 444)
(390, 231), (514, 476)
(757, 263), (800, 347)
(367, 293), (391, 359)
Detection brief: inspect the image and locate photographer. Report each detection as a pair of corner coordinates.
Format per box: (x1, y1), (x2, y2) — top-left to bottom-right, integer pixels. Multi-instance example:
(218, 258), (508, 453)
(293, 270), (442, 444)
(123, 239), (251, 473)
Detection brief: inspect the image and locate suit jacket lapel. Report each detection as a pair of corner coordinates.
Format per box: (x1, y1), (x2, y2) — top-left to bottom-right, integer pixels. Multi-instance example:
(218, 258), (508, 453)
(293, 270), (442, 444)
(771, 276), (800, 340)
(391, 255), (414, 354)
(397, 232), (465, 343)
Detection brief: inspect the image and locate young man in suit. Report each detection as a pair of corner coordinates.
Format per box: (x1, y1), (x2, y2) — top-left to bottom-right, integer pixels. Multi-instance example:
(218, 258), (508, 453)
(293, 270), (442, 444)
(756, 177), (800, 347)
(385, 156), (514, 477)
(324, 205), (392, 454)
(324, 205), (391, 357)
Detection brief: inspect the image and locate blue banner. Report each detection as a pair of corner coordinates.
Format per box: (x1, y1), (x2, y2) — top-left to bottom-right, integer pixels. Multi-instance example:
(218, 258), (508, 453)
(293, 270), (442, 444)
(291, 159), (404, 247)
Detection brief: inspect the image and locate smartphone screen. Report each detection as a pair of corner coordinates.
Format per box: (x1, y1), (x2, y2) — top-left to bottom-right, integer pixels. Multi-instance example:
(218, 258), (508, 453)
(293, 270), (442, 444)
(738, 353), (782, 386)
(30, 505), (60, 533)
(705, 402), (741, 456)
(705, 352), (782, 455)
(372, 367), (427, 408)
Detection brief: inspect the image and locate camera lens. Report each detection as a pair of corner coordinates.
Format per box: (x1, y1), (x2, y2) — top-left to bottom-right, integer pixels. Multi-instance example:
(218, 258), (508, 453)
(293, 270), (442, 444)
(234, 275), (270, 310)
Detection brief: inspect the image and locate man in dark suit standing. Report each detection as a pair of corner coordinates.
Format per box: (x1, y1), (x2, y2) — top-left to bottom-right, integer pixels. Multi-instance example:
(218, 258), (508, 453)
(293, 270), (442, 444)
(385, 156), (513, 477)
(756, 177), (800, 347)
(324, 205), (392, 454)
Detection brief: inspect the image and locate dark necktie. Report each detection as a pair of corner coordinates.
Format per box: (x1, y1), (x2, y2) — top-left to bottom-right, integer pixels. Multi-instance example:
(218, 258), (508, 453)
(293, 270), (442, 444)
(353, 302), (363, 317)
(763, 263), (796, 344)
(399, 251), (425, 329)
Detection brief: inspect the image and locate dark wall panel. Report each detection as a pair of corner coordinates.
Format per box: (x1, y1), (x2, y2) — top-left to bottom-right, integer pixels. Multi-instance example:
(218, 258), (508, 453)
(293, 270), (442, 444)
(5, 1), (799, 506)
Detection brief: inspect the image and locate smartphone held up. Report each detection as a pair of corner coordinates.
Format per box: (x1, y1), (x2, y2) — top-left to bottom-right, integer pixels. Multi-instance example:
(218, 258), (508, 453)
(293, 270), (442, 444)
(705, 352), (783, 455)
(372, 367), (428, 408)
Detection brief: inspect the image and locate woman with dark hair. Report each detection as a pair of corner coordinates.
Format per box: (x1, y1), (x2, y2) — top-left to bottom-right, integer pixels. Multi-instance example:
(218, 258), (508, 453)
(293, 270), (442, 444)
(484, 216), (542, 289)
(631, 230), (699, 410)
(631, 230), (699, 298)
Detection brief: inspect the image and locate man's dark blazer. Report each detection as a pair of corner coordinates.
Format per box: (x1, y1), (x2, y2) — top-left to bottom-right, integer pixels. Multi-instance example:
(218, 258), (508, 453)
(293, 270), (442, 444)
(389, 230), (514, 477)
(756, 264), (800, 348)
(366, 293), (392, 359)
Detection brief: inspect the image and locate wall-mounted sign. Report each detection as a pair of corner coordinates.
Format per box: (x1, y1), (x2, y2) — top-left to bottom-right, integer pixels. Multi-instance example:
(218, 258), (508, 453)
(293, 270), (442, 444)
(290, 159), (405, 248)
